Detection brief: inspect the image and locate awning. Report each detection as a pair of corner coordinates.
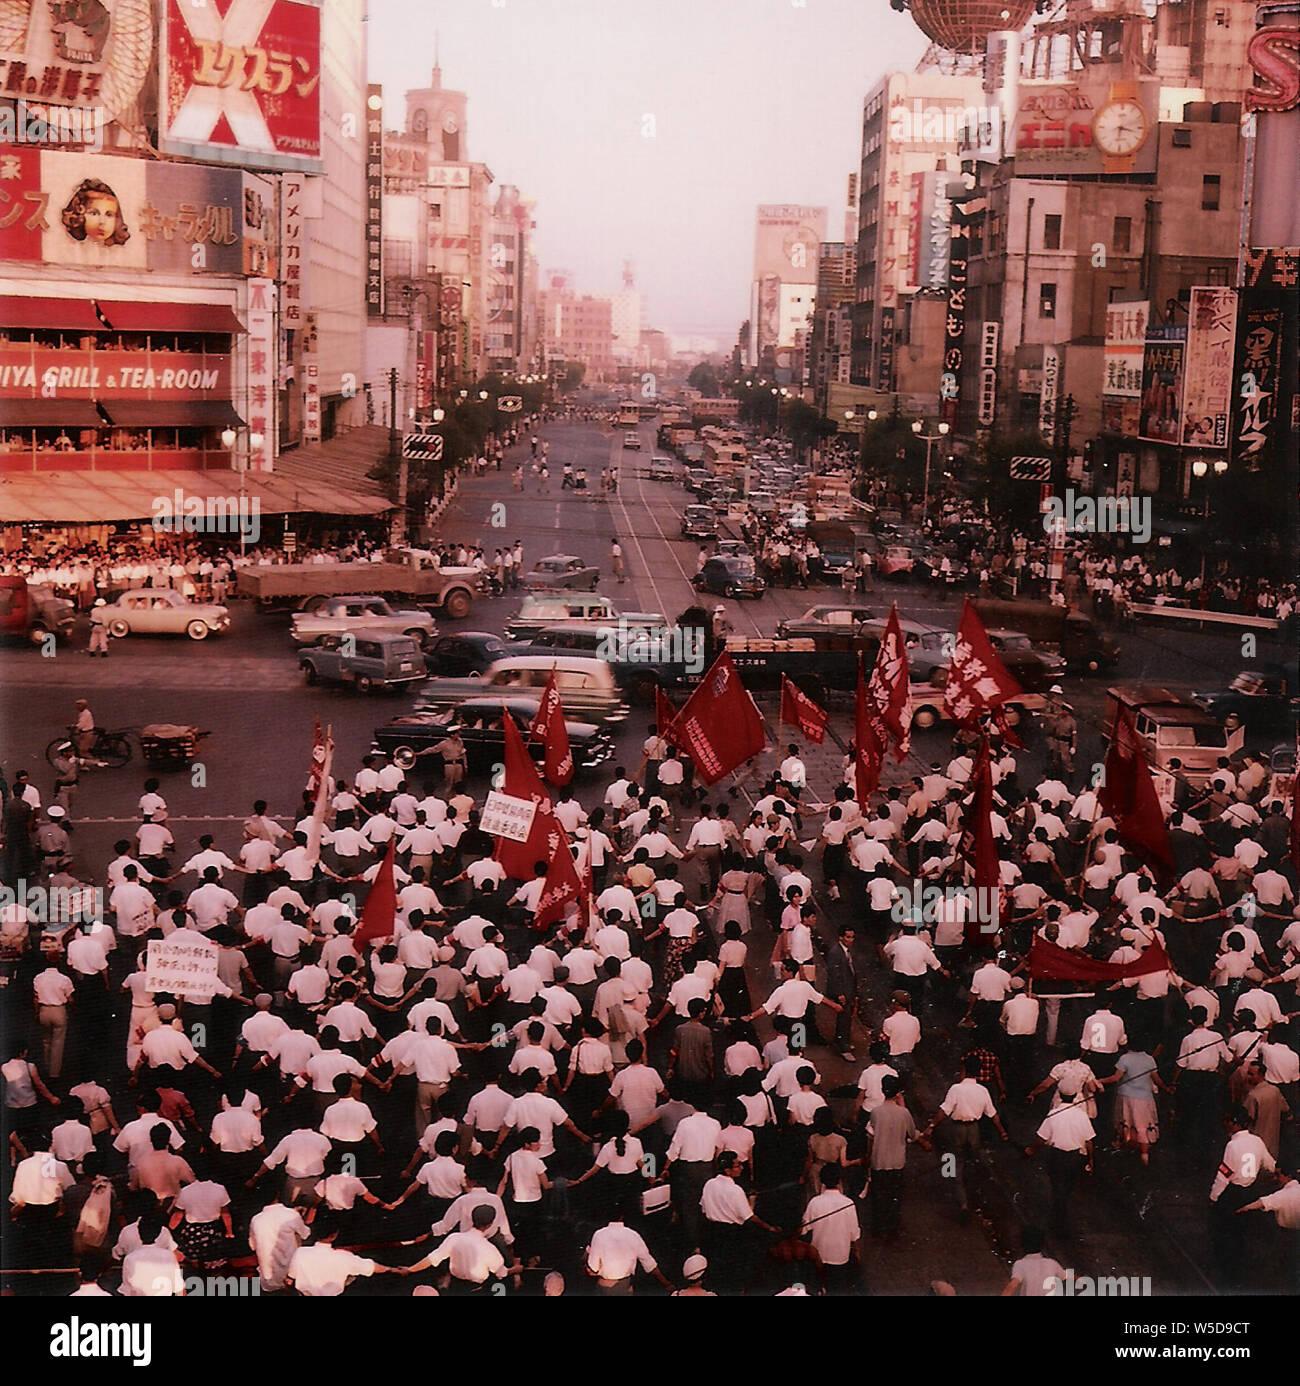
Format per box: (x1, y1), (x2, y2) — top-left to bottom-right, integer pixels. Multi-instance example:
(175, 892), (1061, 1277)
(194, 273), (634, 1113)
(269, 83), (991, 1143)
(273, 424), (396, 505)
(1, 399), (106, 427)
(99, 400), (245, 429)
(0, 468), (394, 524)
(96, 301), (247, 335)
(0, 296), (104, 332)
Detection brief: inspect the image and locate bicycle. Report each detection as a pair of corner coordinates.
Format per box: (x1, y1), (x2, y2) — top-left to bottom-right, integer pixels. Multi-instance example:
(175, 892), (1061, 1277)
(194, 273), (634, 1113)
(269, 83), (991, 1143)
(45, 725), (134, 770)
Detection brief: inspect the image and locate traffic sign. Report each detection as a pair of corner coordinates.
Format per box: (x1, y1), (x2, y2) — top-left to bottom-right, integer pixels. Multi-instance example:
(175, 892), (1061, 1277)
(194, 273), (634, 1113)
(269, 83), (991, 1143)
(1009, 455), (1052, 481)
(497, 395), (522, 412)
(402, 433), (444, 462)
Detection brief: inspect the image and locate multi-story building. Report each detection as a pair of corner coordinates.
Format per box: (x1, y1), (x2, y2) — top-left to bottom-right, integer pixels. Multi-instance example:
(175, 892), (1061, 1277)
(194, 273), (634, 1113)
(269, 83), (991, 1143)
(0, 0), (370, 534)
(850, 69), (986, 391)
(486, 185), (535, 374)
(749, 204), (827, 380)
(809, 241), (857, 410)
(955, 1), (1250, 511)
(538, 273), (616, 383)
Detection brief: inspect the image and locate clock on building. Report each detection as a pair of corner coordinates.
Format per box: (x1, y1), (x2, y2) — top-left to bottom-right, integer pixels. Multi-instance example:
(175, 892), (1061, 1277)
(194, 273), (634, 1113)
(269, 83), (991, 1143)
(442, 110), (459, 134)
(411, 107), (428, 135)
(1092, 82), (1149, 174)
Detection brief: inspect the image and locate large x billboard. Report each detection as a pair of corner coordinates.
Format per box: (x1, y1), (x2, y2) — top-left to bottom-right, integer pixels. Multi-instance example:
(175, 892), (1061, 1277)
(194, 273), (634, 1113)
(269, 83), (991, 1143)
(159, 0), (324, 174)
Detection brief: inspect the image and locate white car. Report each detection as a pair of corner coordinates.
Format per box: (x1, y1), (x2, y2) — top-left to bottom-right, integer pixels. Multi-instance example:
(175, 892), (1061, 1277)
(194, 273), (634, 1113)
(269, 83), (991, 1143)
(290, 594), (437, 647)
(92, 589), (230, 640)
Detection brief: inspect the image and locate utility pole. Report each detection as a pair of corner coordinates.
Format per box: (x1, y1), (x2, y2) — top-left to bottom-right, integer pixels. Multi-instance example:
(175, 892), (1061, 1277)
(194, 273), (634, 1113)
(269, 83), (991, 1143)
(389, 367), (407, 543)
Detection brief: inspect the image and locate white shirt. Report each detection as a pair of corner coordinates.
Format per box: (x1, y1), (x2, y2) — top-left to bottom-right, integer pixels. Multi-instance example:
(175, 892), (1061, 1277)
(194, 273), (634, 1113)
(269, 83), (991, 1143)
(287, 1243), (376, 1296)
(802, 1189), (860, 1266)
(587, 1222), (657, 1279)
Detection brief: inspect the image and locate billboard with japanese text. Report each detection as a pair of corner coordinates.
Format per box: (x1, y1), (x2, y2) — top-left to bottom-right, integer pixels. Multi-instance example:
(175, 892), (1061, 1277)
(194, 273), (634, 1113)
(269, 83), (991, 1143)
(0, 147), (254, 273)
(158, 0), (323, 174)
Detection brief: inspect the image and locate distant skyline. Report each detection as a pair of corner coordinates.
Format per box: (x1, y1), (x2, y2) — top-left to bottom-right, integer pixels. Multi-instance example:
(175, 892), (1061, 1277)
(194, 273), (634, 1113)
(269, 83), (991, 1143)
(368, 0), (928, 347)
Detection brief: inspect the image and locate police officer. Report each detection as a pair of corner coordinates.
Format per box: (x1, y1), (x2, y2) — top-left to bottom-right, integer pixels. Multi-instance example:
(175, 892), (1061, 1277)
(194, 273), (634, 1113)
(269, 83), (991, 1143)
(1042, 686), (1077, 779)
(34, 806), (72, 875)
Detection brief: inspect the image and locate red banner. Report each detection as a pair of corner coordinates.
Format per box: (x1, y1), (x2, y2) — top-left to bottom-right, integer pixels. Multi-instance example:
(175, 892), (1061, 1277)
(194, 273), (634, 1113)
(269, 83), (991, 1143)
(780, 676), (827, 744)
(528, 668), (574, 787)
(493, 713), (563, 880)
(961, 738), (1001, 947)
(943, 600), (1023, 731)
(1099, 704), (1174, 881)
(1029, 937), (1171, 983)
(853, 656), (883, 801)
(867, 604), (912, 760)
(353, 840), (398, 951)
(668, 652), (765, 786)
(533, 830), (584, 932)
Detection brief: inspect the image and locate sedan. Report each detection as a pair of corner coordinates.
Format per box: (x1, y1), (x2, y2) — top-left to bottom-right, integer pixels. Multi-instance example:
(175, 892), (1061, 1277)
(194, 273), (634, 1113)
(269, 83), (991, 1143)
(372, 696), (615, 776)
(681, 505), (719, 539)
(290, 595), (437, 647)
(693, 555), (766, 599)
(1194, 667), (1299, 733)
(622, 433), (642, 450)
(424, 631), (511, 677)
(522, 554), (601, 591)
(777, 604), (875, 639)
(92, 588), (230, 640)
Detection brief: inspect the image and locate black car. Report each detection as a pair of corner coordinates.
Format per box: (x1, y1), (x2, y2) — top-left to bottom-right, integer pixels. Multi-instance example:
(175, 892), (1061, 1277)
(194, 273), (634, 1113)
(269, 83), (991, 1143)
(372, 696), (615, 776)
(423, 631), (510, 677)
(692, 555), (766, 599)
(1194, 667), (1299, 733)
(681, 504), (718, 539)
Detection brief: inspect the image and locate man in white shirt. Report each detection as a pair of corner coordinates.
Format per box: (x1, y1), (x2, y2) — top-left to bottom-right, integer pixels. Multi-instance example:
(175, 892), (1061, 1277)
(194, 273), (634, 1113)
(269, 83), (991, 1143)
(801, 1164), (860, 1289)
(586, 1218), (674, 1293)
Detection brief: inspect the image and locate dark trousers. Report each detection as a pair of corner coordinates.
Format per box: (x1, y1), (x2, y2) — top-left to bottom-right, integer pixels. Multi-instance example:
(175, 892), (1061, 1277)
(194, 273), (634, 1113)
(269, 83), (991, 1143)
(869, 1167), (903, 1237)
(1045, 1147), (1085, 1237)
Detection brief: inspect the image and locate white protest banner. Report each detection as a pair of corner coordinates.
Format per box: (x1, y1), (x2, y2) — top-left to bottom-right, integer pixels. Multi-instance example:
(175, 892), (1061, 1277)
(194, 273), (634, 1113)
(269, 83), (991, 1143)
(145, 935), (220, 999)
(480, 790), (538, 843)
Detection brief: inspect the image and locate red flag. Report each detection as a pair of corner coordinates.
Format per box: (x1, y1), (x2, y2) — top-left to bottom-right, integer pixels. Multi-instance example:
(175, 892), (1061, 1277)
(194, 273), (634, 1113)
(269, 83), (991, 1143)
(528, 668), (574, 786)
(780, 675), (828, 744)
(533, 828), (583, 931)
(655, 685), (679, 738)
(667, 652), (765, 786)
(493, 712), (562, 880)
(352, 839), (398, 951)
(867, 604), (912, 761)
(1099, 704), (1174, 882)
(1029, 936), (1172, 983)
(960, 737), (1002, 947)
(853, 656), (883, 801)
(943, 600), (1023, 734)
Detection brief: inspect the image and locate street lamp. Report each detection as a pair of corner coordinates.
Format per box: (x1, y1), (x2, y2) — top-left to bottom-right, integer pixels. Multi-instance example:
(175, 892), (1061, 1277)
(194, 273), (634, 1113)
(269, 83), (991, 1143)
(222, 425), (264, 554)
(911, 419), (950, 519)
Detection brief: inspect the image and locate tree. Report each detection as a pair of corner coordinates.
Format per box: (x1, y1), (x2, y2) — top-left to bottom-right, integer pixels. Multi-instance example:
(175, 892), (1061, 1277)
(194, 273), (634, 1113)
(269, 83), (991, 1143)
(687, 362), (720, 397)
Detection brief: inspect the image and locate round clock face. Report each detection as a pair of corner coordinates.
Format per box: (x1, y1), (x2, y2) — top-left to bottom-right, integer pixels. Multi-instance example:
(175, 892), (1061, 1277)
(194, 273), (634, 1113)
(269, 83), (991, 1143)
(1093, 100), (1147, 156)
(411, 108), (428, 134)
(442, 111), (459, 134)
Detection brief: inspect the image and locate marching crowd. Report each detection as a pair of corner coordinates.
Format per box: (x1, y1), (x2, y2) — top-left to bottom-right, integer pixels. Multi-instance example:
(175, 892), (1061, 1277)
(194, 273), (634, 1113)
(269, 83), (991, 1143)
(3, 688), (1299, 1298)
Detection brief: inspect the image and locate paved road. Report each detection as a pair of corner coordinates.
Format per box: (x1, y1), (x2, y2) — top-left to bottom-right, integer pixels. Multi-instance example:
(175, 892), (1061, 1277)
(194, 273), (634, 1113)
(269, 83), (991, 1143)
(2, 417), (1287, 1293)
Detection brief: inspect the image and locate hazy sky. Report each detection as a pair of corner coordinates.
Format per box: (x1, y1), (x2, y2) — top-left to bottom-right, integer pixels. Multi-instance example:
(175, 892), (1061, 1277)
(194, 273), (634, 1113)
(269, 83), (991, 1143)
(368, 0), (928, 345)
